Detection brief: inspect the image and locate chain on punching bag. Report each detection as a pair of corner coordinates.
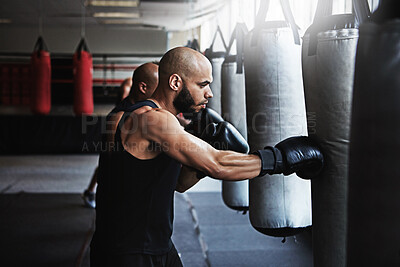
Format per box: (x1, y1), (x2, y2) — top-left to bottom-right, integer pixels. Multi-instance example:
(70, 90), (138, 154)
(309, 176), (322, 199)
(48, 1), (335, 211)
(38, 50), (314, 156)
(302, 0), (370, 266)
(347, 1), (400, 265)
(245, 0), (311, 237)
(73, 38), (93, 115)
(30, 36), (51, 115)
(205, 26), (228, 115)
(221, 23), (249, 211)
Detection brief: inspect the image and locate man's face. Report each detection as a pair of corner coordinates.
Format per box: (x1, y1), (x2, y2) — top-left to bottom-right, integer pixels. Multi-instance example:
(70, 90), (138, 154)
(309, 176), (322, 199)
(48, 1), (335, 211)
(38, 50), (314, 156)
(173, 60), (213, 113)
(173, 78), (213, 113)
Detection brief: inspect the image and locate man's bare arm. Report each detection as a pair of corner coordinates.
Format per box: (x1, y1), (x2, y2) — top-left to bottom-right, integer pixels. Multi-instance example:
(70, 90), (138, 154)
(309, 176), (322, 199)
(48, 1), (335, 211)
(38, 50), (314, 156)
(140, 109), (261, 181)
(105, 111), (124, 144)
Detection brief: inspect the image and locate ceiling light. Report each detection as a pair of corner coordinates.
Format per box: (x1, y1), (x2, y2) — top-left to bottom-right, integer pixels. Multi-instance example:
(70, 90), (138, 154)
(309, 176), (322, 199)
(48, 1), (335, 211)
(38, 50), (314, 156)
(101, 19), (141, 24)
(93, 12), (140, 18)
(0, 19), (11, 24)
(87, 1), (139, 7)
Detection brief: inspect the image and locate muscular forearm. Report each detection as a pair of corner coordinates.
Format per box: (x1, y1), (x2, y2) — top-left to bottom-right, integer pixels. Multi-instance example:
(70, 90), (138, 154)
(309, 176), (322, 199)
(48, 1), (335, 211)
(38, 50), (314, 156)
(204, 151), (261, 181)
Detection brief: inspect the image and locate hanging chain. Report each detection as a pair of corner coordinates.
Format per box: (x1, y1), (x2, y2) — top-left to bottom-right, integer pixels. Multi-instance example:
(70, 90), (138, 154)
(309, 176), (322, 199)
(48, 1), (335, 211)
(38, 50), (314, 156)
(81, 0), (86, 38)
(38, 0), (43, 36)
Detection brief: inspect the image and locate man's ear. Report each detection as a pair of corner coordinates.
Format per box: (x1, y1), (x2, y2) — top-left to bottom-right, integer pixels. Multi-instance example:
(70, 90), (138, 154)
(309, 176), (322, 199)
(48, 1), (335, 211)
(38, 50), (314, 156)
(169, 74), (182, 92)
(138, 82), (147, 95)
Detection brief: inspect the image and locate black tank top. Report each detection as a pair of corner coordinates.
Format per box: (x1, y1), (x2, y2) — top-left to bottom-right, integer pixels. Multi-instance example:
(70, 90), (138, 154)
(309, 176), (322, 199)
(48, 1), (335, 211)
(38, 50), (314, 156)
(110, 97), (133, 115)
(92, 100), (181, 255)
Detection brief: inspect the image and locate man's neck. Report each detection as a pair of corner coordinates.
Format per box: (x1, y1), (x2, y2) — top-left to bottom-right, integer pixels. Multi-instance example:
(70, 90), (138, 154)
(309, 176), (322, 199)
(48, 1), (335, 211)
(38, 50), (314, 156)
(150, 89), (178, 115)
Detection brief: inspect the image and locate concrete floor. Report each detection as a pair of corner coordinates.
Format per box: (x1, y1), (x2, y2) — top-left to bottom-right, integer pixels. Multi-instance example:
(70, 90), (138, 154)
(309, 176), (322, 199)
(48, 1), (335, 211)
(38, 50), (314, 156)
(0, 155), (312, 267)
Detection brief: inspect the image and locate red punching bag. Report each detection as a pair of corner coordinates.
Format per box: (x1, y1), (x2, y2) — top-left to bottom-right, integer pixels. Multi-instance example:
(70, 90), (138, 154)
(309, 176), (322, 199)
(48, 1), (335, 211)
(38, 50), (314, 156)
(30, 36), (51, 115)
(73, 38), (93, 115)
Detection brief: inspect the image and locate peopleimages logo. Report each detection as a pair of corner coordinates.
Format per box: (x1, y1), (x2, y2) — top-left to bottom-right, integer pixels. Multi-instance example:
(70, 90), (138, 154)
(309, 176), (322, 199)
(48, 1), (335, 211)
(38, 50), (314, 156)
(307, 112), (317, 134)
(81, 116), (119, 135)
(82, 141), (119, 153)
(82, 140), (218, 153)
(80, 110), (310, 152)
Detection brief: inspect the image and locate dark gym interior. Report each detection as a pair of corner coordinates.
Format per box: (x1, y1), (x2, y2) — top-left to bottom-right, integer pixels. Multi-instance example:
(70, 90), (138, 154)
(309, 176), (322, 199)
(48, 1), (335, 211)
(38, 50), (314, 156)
(1, 0), (399, 266)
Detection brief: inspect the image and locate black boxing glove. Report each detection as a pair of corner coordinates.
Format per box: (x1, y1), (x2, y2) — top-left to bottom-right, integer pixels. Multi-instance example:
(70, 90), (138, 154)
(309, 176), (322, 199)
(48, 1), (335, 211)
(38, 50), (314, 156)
(253, 136), (324, 179)
(185, 108), (224, 137)
(200, 121), (249, 153)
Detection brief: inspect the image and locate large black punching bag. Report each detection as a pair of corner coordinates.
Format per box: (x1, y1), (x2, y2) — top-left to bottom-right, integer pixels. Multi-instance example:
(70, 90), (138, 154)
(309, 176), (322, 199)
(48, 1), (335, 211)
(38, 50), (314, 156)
(302, 0), (370, 266)
(205, 26), (227, 115)
(245, 0), (311, 237)
(347, 1), (400, 265)
(221, 23), (249, 211)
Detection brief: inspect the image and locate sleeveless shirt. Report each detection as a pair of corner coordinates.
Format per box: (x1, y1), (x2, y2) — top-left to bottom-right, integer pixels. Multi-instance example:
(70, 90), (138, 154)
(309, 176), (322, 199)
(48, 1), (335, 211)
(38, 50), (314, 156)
(92, 100), (181, 255)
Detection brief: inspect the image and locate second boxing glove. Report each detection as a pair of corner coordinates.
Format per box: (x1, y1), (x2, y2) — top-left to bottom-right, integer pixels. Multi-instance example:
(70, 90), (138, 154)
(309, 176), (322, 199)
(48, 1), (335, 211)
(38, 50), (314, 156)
(185, 108), (224, 137)
(200, 121), (249, 153)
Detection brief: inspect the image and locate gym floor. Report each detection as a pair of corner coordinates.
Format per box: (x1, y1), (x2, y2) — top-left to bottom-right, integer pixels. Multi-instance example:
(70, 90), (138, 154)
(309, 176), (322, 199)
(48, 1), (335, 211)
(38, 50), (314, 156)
(0, 155), (312, 267)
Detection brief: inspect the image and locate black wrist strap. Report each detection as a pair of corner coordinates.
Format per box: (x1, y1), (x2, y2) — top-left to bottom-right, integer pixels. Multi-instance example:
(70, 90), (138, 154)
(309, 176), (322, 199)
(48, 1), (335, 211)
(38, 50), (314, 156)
(253, 147), (283, 177)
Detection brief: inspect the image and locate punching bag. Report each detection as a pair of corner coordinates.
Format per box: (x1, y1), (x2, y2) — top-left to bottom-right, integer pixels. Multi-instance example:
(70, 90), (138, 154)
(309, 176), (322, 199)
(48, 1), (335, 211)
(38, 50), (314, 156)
(205, 26), (227, 115)
(73, 38), (93, 115)
(302, 0), (369, 265)
(245, 0), (311, 237)
(221, 23), (249, 211)
(30, 36), (51, 115)
(347, 1), (400, 265)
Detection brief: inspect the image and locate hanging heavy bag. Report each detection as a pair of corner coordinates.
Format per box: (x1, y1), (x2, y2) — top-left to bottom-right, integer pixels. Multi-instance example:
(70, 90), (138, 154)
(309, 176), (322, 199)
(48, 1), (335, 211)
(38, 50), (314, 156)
(244, 0), (310, 237)
(30, 36), (51, 115)
(302, 0), (370, 266)
(221, 23), (249, 211)
(347, 0), (400, 265)
(73, 38), (93, 115)
(204, 26), (228, 115)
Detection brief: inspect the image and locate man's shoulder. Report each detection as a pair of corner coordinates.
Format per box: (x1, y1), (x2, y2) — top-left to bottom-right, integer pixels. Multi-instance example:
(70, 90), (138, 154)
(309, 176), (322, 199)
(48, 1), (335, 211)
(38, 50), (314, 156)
(139, 107), (171, 117)
(136, 108), (183, 136)
(138, 108), (177, 124)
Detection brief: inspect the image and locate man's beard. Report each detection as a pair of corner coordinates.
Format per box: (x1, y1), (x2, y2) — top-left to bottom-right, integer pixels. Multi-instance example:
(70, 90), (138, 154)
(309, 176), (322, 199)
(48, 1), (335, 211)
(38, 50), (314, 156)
(173, 83), (197, 113)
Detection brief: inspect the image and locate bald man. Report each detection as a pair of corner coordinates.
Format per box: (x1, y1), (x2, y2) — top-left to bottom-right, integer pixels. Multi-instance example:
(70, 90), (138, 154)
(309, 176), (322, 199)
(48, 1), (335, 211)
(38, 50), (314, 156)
(105, 62), (159, 143)
(82, 62), (159, 208)
(90, 47), (323, 266)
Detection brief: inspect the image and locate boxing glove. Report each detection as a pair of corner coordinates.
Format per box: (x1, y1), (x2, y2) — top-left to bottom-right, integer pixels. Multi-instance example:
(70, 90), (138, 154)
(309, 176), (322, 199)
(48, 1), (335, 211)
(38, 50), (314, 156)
(253, 136), (324, 179)
(185, 108), (224, 137)
(200, 121), (249, 153)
